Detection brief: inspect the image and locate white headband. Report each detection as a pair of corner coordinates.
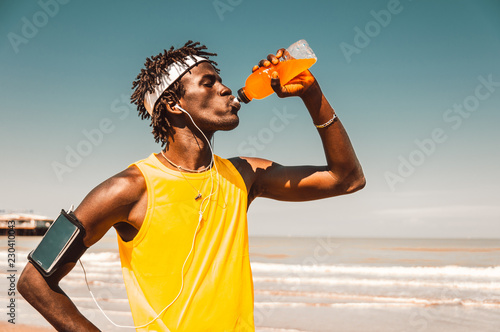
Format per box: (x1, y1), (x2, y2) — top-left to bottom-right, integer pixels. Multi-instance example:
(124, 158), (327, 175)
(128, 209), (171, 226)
(143, 55), (209, 115)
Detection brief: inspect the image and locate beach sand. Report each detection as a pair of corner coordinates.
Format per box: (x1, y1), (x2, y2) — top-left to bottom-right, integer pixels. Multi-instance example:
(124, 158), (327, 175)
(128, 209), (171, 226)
(0, 322), (54, 331)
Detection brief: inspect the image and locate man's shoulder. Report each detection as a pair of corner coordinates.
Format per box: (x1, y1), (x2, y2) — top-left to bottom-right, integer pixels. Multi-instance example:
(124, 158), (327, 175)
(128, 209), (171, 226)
(113, 165), (145, 189)
(222, 156), (247, 177)
(115, 153), (158, 188)
(225, 156), (275, 197)
(72, 164), (147, 239)
(115, 164), (145, 182)
(227, 156), (275, 174)
(96, 165), (146, 204)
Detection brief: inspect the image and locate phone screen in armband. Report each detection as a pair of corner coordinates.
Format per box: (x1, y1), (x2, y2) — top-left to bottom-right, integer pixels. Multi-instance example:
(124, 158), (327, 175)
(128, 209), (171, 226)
(28, 211), (83, 277)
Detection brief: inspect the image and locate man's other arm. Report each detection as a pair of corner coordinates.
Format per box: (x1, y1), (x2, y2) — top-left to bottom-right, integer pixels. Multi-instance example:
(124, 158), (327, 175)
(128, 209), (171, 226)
(232, 49), (365, 203)
(17, 166), (146, 331)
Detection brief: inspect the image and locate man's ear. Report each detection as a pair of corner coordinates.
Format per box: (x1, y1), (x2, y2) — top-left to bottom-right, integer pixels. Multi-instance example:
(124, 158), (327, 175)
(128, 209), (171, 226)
(165, 100), (183, 115)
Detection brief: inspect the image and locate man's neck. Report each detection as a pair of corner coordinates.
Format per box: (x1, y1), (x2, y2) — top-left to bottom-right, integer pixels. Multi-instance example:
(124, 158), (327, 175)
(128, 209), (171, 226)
(160, 128), (214, 172)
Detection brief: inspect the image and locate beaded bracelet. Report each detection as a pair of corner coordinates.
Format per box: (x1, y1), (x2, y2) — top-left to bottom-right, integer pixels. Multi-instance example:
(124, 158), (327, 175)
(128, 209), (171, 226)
(314, 113), (338, 129)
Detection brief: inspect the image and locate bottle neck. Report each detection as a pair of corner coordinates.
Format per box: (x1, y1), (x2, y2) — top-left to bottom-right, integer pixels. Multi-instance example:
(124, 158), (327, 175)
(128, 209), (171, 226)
(237, 87), (252, 104)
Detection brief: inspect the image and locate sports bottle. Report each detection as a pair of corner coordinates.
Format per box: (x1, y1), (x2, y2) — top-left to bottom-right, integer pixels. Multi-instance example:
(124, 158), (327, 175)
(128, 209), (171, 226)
(237, 39), (317, 103)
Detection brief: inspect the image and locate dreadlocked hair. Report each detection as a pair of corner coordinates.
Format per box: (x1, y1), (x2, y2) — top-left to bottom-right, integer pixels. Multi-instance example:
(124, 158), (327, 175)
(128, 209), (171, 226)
(131, 41), (219, 147)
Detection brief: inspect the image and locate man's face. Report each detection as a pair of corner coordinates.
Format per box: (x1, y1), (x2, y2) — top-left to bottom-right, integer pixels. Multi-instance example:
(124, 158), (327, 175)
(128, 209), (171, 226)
(177, 62), (240, 133)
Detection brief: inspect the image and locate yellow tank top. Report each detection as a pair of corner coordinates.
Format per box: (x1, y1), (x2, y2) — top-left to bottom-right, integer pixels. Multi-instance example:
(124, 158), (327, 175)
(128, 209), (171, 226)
(117, 153), (254, 331)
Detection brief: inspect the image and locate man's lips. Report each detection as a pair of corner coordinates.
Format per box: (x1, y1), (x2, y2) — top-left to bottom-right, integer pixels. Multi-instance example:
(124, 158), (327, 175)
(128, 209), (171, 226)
(229, 97), (241, 111)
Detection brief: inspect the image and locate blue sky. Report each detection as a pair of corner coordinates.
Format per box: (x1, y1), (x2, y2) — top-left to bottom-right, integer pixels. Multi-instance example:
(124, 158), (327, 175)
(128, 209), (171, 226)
(1, 0), (499, 238)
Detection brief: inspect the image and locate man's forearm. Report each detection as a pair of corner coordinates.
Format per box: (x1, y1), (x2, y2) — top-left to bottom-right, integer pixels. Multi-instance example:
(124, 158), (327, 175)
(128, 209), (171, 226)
(301, 82), (365, 189)
(18, 263), (100, 331)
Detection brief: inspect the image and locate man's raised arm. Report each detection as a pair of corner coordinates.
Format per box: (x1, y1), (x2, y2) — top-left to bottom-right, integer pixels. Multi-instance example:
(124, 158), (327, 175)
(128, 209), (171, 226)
(232, 48), (365, 203)
(17, 166), (146, 331)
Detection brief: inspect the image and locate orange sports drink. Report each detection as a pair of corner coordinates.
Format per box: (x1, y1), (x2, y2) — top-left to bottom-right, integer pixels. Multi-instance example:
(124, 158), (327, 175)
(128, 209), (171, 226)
(237, 39), (317, 103)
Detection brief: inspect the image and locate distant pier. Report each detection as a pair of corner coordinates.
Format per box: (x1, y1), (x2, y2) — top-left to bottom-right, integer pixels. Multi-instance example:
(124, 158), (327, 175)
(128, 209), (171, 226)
(0, 213), (53, 236)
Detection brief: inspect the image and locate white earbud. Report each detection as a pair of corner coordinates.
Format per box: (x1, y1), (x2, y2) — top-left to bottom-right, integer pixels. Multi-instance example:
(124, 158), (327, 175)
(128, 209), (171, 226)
(175, 104), (187, 113)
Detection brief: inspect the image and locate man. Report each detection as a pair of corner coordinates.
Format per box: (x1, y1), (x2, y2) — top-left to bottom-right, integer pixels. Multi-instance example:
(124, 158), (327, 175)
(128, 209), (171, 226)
(18, 40), (365, 331)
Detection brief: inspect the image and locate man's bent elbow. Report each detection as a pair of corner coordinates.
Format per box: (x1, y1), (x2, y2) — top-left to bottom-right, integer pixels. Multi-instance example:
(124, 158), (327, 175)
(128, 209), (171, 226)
(17, 263), (48, 302)
(334, 168), (366, 195)
(345, 175), (366, 194)
(325, 170), (365, 197)
(17, 265), (32, 299)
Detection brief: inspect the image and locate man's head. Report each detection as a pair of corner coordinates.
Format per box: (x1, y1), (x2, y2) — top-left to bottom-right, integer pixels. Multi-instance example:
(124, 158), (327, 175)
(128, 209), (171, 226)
(172, 61), (240, 134)
(131, 41), (238, 147)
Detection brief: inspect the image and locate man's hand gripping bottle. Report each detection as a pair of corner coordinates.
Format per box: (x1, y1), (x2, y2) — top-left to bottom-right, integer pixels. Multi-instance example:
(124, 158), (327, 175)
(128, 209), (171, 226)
(237, 39), (317, 103)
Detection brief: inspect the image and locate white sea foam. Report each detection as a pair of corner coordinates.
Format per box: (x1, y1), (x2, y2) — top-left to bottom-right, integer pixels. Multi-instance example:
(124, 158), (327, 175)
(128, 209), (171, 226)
(255, 302), (429, 308)
(254, 301), (500, 308)
(60, 277), (126, 288)
(250, 262), (500, 279)
(256, 328), (309, 332)
(253, 276), (500, 291)
(254, 290), (500, 307)
(81, 252), (121, 263)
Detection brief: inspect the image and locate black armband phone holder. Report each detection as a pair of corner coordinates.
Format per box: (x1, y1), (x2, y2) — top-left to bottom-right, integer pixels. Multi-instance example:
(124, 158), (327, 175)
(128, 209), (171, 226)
(28, 209), (88, 278)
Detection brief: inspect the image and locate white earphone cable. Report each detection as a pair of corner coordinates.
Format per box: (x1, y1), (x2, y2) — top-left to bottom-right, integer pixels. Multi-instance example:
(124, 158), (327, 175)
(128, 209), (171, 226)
(81, 104), (219, 330)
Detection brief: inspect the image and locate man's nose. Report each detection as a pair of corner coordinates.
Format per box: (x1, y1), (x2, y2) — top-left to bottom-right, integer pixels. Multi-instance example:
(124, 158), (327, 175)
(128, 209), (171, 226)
(220, 84), (232, 96)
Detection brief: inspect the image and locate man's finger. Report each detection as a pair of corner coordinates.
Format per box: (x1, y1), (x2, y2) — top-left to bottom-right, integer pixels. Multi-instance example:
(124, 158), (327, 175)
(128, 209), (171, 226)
(270, 71), (284, 97)
(258, 59), (271, 67)
(267, 54), (278, 65)
(282, 49), (293, 60)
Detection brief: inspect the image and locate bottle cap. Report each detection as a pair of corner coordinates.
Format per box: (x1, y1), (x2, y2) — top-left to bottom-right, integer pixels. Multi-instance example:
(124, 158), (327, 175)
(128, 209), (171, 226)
(237, 88), (251, 104)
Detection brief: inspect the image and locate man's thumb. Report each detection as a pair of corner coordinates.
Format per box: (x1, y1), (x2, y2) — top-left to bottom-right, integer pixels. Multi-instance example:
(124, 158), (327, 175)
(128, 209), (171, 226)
(270, 71), (284, 96)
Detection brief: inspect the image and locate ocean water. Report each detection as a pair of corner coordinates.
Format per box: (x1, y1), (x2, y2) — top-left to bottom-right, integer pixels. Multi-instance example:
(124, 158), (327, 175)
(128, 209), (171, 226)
(1, 235), (499, 331)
